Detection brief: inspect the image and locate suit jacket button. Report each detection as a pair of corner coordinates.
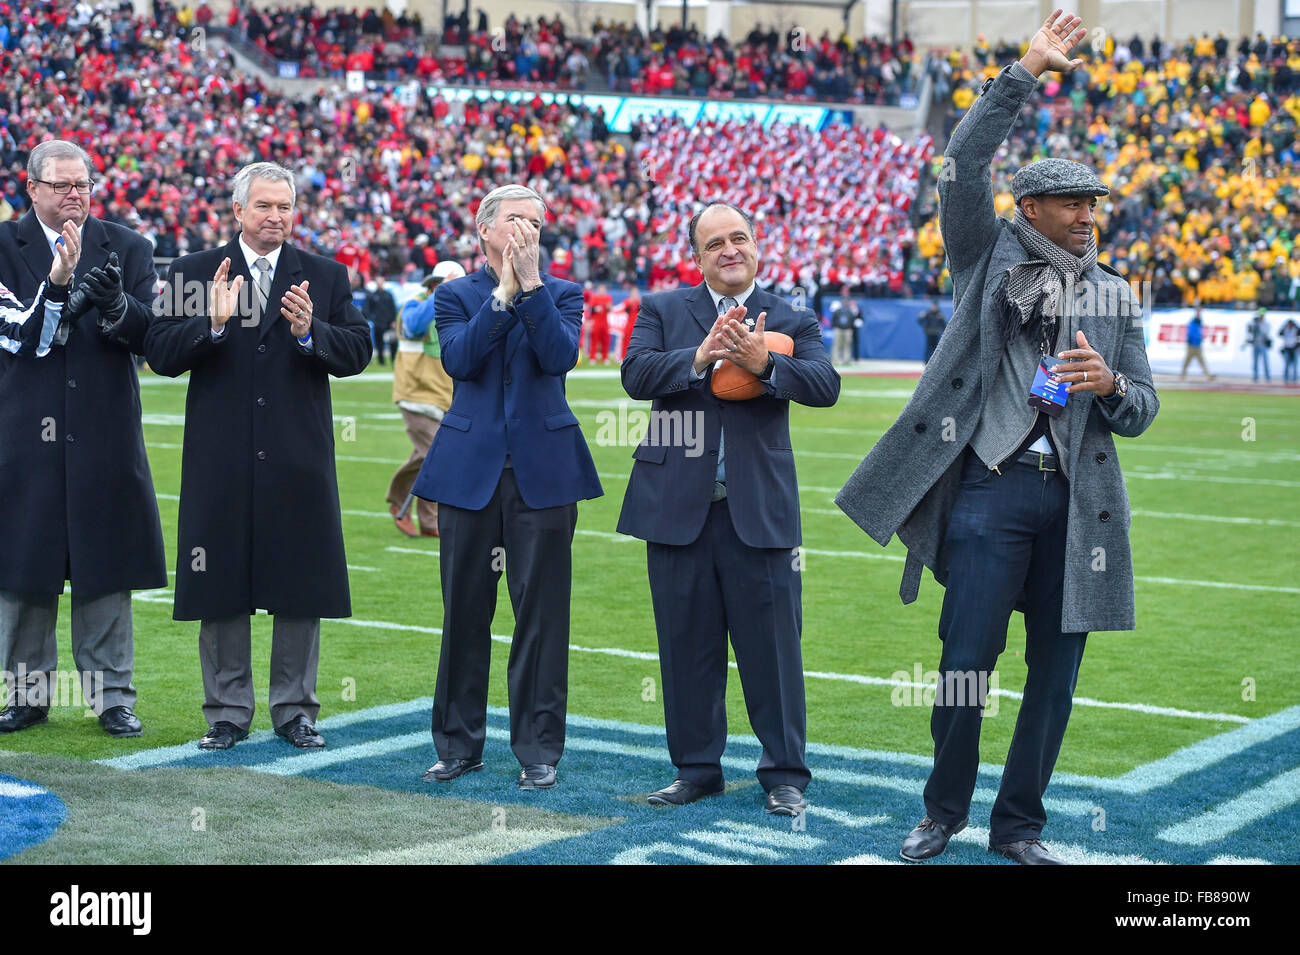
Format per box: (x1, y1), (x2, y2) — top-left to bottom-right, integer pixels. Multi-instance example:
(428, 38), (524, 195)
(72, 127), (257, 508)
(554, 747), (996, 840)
(257, 397), (266, 407)
(1096, 452), (1107, 462)
(709, 449), (717, 456)
(952, 377), (963, 388)
(257, 451), (267, 461)
(67, 378), (76, 388)
(504, 376), (512, 385)
(1099, 510), (1110, 522)
(66, 434), (74, 443)
(257, 344), (267, 353)
(914, 422), (927, 433)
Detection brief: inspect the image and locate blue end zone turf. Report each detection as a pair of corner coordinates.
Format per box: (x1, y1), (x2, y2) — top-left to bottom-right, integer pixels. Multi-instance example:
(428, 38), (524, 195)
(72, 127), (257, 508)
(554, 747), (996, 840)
(97, 702), (1300, 865)
(0, 775), (67, 861)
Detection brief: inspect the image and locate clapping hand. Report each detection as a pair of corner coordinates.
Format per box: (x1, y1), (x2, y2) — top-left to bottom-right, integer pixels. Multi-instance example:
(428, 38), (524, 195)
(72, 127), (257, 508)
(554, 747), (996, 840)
(209, 257), (244, 331)
(49, 221), (81, 287)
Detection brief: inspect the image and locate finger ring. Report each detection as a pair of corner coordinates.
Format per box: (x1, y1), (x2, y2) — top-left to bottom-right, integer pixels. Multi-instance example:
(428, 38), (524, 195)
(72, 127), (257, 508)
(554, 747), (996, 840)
(296, 309), (303, 317)
(1083, 371), (1088, 382)
(728, 344), (737, 352)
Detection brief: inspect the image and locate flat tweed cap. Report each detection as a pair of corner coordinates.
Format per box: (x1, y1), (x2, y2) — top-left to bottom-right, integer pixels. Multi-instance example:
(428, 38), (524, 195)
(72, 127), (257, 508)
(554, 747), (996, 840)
(1012, 158), (1110, 202)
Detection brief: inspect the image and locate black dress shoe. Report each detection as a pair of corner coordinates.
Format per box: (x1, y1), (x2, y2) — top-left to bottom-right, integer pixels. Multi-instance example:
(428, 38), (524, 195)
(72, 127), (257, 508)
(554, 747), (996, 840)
(198, 721), (249, 750)
(764, 784), (807, 816)
(989, 838), (1067, 865)
(518, 764), (557, 789)
(647, 778), (725, 807)
(275, 715), (325, 749)
(900, 816), (967, 862)
(99, 705), (142, 737)
(421, 757), (484, 782)
(0, 704), (49, 733)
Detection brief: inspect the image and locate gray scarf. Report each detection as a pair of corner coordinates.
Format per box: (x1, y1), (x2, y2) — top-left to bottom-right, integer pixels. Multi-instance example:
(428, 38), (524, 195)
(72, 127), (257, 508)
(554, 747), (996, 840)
(993, 209), (1098, 349)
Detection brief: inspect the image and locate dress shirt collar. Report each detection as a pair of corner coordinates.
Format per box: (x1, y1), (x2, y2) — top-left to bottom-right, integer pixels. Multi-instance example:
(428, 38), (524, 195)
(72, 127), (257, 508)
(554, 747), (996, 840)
(706, 281), (756, 312)
(38, 216), (83, 252)
(238, 235), (283, 275)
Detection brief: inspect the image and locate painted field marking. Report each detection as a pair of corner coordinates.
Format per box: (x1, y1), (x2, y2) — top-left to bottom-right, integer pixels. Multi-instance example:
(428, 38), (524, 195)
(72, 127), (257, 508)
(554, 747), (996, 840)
(804, 806), (890, 828)
(952, 825), (1164, 865)
(96, 698), (433, 771)
(95, 696), (1300, 856)
(124, 589), (1255, 726)
(1156, 766), (1300, 846)
(319, 828), (590, 866)
(1064, 704), (1300, 795)
(0, 780), (46, 799)
(571, 527), (1297, 595)
(835, 853), (903, 864)
(153, 462), (1300, 533)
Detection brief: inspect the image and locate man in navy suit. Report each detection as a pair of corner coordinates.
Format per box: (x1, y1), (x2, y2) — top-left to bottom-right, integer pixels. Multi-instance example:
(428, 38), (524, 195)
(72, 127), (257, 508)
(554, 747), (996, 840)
(618, 202), (840, 815)
(413, 185), (602, 790)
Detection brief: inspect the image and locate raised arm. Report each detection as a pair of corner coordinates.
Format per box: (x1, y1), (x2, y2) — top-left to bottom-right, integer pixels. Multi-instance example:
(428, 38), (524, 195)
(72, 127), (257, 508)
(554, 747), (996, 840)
(437, 284), (518, 381)
(515, 281), (581, 377)
(940, 10), (1087, 274)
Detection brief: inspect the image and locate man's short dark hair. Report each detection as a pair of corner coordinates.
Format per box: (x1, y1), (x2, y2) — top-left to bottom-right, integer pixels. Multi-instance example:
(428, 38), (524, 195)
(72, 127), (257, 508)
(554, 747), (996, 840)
(688, 201), (755, 257)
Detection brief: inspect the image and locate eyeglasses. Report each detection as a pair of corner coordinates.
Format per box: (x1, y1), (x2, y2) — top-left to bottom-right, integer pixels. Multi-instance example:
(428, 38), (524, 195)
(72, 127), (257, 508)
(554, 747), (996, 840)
(33, 179), (95, 195)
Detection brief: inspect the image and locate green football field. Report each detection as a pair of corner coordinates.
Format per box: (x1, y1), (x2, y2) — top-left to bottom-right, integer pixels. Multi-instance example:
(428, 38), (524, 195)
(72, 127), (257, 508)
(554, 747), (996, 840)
(2, 364), (1297, 865)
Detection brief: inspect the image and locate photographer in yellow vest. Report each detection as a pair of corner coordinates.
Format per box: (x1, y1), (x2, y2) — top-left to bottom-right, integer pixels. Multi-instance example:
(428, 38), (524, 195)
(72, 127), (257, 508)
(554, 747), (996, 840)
(386, 260), (466, 536)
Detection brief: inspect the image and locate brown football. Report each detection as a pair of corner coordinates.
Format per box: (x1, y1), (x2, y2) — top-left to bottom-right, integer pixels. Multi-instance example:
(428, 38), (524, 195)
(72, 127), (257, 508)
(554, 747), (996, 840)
(710, 331), (795, 401)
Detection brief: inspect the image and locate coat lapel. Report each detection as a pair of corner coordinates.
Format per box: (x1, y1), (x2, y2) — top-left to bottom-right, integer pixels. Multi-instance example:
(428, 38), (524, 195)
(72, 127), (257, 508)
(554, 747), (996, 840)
(216, 237), (254, 333)
(690, 281), (719, 335)
(978, 227), (1024, 399)
(78, 216), (110, 276)
(16, 212), (54, 288)
(260, 242), (305, 341)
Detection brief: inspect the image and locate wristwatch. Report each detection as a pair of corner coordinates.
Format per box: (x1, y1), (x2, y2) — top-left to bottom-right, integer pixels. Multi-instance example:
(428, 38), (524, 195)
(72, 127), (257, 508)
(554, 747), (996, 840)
(513, 284), (543, 304)
(757, 354), (776, 381)
(1110, 371), (1129, 399)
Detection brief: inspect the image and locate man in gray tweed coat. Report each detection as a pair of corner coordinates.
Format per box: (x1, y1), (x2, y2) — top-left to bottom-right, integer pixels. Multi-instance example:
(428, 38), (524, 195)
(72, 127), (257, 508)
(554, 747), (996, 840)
(836, 10), (1158, 865)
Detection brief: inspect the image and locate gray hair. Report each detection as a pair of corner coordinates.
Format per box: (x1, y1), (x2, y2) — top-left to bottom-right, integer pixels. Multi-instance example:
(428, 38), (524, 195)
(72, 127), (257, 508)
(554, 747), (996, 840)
(231, 161), (297, 208)
(475, 185), (547, 251)
(28, 140), (94, 183)
(688, 201), (755, 257)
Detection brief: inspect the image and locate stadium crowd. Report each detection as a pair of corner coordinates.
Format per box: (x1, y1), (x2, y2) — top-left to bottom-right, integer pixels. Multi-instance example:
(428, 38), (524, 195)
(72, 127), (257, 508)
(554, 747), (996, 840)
(912, 31), (1300, 309)
(4, 0), (1299, 313)
(233, 2), (922, 104)
(635, 115), (932, 297)
(0, 1), (649, 286)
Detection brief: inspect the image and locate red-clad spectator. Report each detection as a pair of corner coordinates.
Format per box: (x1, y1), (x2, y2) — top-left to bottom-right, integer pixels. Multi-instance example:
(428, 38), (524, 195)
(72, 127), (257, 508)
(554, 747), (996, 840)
(620, 282), (640, 361)
(585, 283), (613, 363)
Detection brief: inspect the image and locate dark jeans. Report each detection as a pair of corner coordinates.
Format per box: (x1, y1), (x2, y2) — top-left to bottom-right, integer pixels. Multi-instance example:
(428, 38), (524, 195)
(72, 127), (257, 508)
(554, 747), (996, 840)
(924, 450), (1088, 844)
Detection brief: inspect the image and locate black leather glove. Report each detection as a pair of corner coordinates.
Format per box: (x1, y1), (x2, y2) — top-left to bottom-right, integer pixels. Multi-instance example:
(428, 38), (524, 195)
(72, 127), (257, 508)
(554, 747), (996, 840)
(83, 252), (127, 326)
(62, 282), (95, 325)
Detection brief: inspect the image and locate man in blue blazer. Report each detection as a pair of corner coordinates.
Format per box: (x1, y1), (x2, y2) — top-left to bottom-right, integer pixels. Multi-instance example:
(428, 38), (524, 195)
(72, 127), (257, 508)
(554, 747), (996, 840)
(413, 185), (602, 790)
(618, 202), (840, 815)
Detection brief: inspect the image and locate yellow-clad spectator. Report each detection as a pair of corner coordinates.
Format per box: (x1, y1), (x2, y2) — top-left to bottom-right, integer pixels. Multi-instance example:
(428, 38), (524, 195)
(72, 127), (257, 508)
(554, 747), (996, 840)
(1235, 266), (1261, 304)
(1248, 95), (1272, 127)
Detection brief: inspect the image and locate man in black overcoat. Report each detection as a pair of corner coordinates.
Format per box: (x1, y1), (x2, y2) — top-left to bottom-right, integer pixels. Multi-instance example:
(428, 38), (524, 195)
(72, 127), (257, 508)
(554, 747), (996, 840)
(145, 162), (372, 750)
(0, 140), (166, 739)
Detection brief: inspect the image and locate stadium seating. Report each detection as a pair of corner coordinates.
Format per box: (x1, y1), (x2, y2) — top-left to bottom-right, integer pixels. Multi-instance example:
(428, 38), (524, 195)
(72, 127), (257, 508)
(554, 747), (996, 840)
(914, 33), (1300, 309)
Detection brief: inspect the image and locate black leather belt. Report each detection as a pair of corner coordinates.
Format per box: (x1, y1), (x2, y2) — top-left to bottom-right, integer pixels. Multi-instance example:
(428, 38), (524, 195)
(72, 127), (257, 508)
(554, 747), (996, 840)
(1014, 450), (1058, 472)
